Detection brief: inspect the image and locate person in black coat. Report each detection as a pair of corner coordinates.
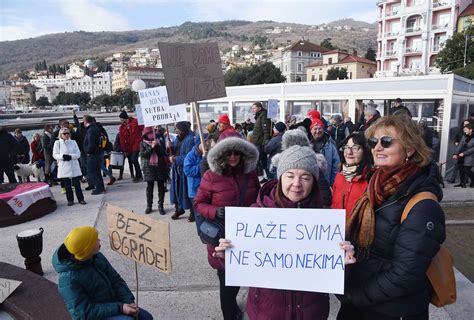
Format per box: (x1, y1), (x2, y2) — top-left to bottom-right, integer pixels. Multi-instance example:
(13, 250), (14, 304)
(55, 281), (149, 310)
(0, 127), (18, 183)
(344, 117), (356, 134)
(389, 98), (412, 117)
(340, 114), (445, 320)
(83, 116), (105, 195)
(13, 128), (30, 165)
(263, 121), (286, 179)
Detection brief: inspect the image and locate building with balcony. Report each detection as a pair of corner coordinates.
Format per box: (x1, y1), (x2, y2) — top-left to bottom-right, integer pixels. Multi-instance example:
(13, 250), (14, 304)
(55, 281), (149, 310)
(112, 67), (164, 93)
(0, 81), (12, 108)
(64, 72), (112, 98)
(269, 40), (328, 82)
(10, 84), (37, 109)
(457, 3), (474, 31)
(376, 0), (472, 77)
(35, 84), (65, 103)
(306, 50), (377, 81)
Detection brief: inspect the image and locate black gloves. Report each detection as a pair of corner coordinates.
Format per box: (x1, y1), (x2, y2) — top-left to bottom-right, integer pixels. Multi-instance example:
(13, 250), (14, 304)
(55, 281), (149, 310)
(62, 154), (72, 161)
(216, 207), (225, 220)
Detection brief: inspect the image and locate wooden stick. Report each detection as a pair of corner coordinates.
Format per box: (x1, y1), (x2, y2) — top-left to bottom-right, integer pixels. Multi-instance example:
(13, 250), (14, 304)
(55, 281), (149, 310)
(191, 102), (206, 153)
(166, 125), (173, 156)
(135, 261), (139, 320)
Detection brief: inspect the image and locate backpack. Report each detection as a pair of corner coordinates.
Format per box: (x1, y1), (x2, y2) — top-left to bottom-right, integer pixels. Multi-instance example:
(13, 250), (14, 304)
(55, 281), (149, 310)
(98, 131), (108, 150)
(400, 191), (456, 307)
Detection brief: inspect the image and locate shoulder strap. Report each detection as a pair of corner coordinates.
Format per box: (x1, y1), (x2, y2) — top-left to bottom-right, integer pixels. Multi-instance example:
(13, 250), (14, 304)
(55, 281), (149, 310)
(238, 174), (250, 206)
(400, 191), (438, 223)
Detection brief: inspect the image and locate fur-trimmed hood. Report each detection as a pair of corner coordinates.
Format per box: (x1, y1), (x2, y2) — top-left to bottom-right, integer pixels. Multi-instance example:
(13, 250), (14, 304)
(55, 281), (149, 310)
(207, 137), (258, 175)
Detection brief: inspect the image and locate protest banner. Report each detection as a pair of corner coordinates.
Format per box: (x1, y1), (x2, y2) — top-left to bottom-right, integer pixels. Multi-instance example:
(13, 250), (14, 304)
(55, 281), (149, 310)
(106, 204), (171, 274)
(137, 86), (187, 128)
(158, 42), (227, 106)
(225, 207), (346, 294)
(267, 99), (279, 120)
(135, 104), (144, 126)
(0, 278), (22, 303)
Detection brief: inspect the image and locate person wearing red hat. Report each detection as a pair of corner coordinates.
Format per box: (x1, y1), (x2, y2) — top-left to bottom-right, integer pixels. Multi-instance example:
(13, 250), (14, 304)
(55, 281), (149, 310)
(217, 114), (240, 142)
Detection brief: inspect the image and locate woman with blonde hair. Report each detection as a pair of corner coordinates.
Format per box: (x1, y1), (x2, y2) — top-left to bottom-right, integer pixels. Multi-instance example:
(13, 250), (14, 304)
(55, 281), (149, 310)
(53, 128), (86, 206)
(338, 114), (445, 320)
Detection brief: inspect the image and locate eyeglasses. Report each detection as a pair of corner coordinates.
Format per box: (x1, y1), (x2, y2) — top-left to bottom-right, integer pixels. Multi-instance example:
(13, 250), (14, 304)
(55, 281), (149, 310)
(62, 133), (70, 135)
(226, 151), (241, 157)
(367, 136), (398, 149)
(342, 145), (362, 153)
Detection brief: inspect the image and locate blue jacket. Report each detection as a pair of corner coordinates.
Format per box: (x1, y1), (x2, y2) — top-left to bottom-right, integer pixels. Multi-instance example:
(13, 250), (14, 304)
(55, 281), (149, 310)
(170, 131), (195, 209)
(313, 133), (340, 185)
(52, 246), (134, 320)
(183, 145), (203, 199)
(83, 123), (101, 155)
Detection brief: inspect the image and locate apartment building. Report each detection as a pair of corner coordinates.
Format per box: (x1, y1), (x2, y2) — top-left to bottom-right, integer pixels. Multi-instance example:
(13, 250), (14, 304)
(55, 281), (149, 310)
(306, 50), (377, 81)
(35, 85), (65, 103)
(112, 67), (164, 93)
(64, 72), (113, 98)
(457, 3), (474, 31)
(376, 0), (472, 77)
(270, 40), (328, 82)
(10, 84), (37, 108)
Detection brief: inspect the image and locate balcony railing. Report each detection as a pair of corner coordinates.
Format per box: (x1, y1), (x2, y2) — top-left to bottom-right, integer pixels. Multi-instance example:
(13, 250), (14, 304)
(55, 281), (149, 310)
(385, 11), (399, 17)
(433, 1), (449, 8)
(406, 26), (421, 33)
(386, 51), (398, 57)
(405, 47), (422, 53)
(432, 23), (449, 30)
(385, 31), (399, 37)
(432, 43), (445, 52)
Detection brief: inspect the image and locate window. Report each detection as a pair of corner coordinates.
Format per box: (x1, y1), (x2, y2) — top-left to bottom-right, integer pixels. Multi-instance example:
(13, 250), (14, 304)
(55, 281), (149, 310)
(297, 63), (303, 72)
(319, 74), (323, 81)
(413, 0), (424, 5)
(328, 58), (333, 65)
(297, 51), (303, 57)
(309, 51), (320, 57)
(311, 75), (316, 81)
(438, 14), (450, 27)
(284, 64), (288, 72)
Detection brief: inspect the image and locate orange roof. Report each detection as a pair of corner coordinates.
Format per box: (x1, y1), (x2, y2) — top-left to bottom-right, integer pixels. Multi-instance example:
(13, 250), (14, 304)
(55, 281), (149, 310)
(323, 49), (348, 55)
(339, 55), (377, 65)
(459, 3), (474, 17)
(286, 40), (329, 53)
(306, 61), (324, 68)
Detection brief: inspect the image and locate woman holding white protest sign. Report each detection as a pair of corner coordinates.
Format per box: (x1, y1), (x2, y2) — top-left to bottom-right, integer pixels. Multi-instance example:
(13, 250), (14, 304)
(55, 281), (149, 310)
(214, 145), (356, 320)
(339, 114), (446, 320)
(194, 136), (260, 320)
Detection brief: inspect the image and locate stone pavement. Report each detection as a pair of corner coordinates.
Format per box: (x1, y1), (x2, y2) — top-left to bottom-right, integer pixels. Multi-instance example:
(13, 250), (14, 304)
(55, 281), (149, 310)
(0, 171), (472, 319)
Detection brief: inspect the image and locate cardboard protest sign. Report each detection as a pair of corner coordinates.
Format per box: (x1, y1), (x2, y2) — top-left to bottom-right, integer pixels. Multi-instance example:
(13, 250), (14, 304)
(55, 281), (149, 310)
(106, 204), (171, 274)
(267, 99), (279, 119)
(225, 207), (346, 294)
(0, 278), (22, 303)
(135, 104), (144, 126)
(158, 42), (226, 105)
(138, 86), (187, 127)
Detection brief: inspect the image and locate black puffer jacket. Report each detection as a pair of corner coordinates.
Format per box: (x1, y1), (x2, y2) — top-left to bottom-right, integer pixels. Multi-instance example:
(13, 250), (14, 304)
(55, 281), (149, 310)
(344, 162), (445, 317)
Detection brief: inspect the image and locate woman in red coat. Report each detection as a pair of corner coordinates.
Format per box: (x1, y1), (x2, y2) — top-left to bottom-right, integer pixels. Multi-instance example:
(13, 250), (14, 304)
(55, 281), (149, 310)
(31, 133), (45, 163)
(331, 132), (373, 218)
(194, 136), (260, 320)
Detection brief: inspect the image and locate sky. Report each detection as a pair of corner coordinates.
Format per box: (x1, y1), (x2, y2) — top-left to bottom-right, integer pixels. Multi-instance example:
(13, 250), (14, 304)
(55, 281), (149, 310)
(0, 0), (379, 42)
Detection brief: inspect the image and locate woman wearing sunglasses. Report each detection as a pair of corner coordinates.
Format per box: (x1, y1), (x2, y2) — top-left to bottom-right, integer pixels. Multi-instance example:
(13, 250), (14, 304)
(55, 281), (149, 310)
(331, 132), (373, 217)
(338, 114), (445, 320)
(194, 137), (260, 320)
(53, 128), (86, 206)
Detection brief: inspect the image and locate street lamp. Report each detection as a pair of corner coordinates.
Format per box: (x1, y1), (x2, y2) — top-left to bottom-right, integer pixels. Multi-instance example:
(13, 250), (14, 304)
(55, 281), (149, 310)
(131, 79), (146, 110)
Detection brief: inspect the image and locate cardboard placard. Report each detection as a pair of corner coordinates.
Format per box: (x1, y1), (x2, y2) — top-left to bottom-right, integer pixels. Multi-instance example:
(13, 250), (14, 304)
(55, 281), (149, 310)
(106, 204), (171, 274)
(138, 86), (187, 127)
(267, 99), (279, 119)
(158, 42), (227, 105)
(0, 278), (22, 303)
(225, 207), (346, 294)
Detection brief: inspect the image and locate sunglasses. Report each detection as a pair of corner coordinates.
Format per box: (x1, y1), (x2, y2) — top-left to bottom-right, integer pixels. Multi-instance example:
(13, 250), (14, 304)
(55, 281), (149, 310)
(62, 132), (70, 135)
(367, 136), (398, 149)
(226, 151), (241, 157)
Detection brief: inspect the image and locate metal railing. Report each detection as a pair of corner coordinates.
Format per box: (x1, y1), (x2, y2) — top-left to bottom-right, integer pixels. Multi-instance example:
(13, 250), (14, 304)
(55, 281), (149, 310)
(386, 51), (398, 56)
(405, 47), (422, 53)
(433, 1), (449, 8)
(385, 11), (399, 17)
(385, 31), (399, 37)
(406, 26), (421, 33)
(432, 23), (449, 30)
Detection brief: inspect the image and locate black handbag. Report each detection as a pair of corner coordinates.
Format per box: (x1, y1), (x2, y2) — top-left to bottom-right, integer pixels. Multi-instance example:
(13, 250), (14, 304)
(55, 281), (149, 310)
(199, 174), (249, 246)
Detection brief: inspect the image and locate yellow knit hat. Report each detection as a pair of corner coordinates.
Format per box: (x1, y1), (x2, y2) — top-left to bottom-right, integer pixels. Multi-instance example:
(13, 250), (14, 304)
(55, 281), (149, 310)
(64, 226), (99, 261)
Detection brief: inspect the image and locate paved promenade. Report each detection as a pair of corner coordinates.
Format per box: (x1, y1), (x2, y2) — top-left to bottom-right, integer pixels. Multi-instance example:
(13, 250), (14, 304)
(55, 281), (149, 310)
(0, 171), (472, 319)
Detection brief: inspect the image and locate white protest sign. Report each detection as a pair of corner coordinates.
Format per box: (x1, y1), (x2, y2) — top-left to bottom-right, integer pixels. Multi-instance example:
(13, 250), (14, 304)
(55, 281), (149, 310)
(138, 86), (187, 127)
(267, 99), (279, 119)
(0, 278), (22, 303)
(135, 104), (144, 126)
(225, 207), (346, 294)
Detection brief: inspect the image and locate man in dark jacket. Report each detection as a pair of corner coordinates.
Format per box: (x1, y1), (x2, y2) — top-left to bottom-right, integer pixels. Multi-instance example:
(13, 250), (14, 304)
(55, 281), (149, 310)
(251, 102), (272, 180)
(345, 117), (356, 134)
(358, 107), (381, 133)
(13, 128), (30, 165)
(0, 126), (18, 183)
(389, 98), (412, 117)
(328, 114), (349, 148)
(41, 124), (54, 185)
(263, 121), (286, 179)
(83, 116), (105, 195)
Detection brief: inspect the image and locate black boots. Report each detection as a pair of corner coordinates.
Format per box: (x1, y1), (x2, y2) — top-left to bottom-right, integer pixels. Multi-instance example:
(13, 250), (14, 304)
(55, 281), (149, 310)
(146, 186), (153, 214)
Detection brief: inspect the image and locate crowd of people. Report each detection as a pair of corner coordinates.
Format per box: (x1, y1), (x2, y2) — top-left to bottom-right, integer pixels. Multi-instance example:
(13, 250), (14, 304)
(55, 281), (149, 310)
(0, 99), (469, 319)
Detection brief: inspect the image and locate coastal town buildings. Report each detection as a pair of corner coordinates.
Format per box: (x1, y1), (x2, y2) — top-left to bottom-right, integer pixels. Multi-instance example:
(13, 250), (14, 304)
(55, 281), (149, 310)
(35, 85), (64, 103)
(0, 81), (12, 108)
(64, 72), (113, 98)
(306, 50), (377, 81)
(270, 40), (328, 82)
(457, 2), (474, 31)
(112, 67), (164, 93)
(10, 84), (37, 109)
(376, 0), (472, 77)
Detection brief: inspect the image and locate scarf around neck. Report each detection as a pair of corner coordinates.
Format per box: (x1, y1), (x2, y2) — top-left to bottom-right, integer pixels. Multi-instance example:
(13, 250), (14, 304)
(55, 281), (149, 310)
(346, 161), (420, 259)
(342, 164), (358, 182)
(144, 140), (160, 166)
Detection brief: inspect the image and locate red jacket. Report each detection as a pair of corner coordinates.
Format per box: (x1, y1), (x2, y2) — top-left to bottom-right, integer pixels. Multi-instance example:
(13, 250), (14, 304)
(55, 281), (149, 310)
(31, 139), (44, 163)
(331, 171), (368, 218)
(246, 180), (329, 320)
(118, 117), (143, 153)
(194, 168), (260, 270)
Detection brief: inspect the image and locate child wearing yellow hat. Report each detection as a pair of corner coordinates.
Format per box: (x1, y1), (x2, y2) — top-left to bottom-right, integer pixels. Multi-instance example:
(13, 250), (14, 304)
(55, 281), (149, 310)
(52, 226), (153, 320)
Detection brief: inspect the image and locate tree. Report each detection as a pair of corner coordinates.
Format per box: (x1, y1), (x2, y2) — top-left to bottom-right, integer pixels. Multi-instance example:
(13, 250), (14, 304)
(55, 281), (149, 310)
(365, 48), (376, 61)
(320, 38), (336, 50)
(224, 62), (286, 86)
(35, 97), (50, 107)
(326, 67), (348, 80)
(436, 25), (474, 73)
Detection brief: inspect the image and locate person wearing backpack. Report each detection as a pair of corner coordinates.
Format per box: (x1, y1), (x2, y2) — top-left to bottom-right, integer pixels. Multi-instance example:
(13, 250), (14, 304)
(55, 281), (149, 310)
(339, 114), (446, 320)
